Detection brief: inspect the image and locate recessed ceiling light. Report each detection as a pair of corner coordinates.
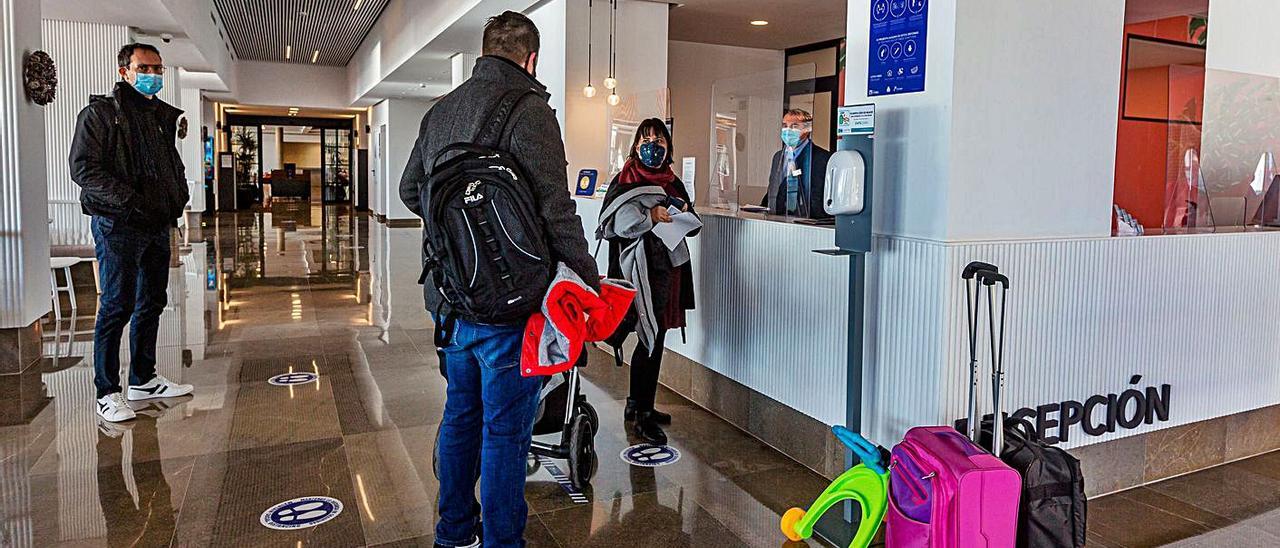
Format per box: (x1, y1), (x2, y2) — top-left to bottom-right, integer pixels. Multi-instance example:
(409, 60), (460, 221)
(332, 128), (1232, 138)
(750, 20), (769, 26)
(311, 49), (319, 63)
(285, 45), (292, 59)
(353, 0), (364, 9)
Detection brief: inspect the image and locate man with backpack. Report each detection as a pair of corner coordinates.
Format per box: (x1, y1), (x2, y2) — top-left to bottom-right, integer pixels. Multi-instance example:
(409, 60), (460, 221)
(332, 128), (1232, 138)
(399, 11), (598, 548)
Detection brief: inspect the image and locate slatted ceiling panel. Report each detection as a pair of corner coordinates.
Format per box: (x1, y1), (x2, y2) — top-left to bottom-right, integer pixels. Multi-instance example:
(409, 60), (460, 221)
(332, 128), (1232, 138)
(213, 0), (390, 66)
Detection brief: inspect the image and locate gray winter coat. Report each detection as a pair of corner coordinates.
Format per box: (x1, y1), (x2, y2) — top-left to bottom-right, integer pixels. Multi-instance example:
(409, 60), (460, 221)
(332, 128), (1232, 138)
(399, 55), (600, 313)
(596, 185), (693, 352)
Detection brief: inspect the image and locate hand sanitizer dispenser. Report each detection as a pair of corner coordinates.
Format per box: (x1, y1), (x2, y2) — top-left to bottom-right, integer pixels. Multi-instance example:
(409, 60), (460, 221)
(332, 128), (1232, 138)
(824, 150), (867, 216)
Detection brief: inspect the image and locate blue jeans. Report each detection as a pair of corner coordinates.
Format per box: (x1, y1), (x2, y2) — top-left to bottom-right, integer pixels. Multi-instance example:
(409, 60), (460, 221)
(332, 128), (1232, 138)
(435, 319), (541, 548)
(91, 216), (170, 399)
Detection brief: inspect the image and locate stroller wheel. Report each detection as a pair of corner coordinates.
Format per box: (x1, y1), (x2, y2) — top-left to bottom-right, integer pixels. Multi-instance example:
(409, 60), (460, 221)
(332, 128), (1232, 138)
(568, 414), (597, 491)
(577, 399), (599, 436)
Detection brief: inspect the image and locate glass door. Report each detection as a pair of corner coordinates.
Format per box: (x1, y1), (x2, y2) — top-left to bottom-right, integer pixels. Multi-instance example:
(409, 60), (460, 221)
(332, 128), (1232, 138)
(321, 128), (353, 203)
(229, 125), (262, 209)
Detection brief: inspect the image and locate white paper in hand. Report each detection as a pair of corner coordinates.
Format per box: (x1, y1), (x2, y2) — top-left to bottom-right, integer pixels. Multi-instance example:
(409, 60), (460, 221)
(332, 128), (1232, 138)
(652, 206), (702, 251)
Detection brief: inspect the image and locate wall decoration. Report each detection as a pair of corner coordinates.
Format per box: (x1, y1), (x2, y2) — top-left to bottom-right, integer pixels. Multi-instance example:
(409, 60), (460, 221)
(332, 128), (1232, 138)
(23, 50), (57, 106)
(178, 117), (189, 139)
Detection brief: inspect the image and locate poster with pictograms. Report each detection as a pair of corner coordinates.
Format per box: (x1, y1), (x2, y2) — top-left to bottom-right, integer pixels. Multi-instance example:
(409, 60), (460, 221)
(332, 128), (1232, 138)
(867, 0), (928, 96)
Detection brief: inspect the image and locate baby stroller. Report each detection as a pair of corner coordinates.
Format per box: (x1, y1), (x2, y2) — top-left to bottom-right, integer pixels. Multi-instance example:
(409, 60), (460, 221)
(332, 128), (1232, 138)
(433, 352), (599, 491)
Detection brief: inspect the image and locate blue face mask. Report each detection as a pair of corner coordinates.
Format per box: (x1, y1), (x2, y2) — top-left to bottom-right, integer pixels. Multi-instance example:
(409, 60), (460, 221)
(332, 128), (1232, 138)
(781, 128), (803, 148)
(638, 141), (667, 169)
(132, 73), (163, 96)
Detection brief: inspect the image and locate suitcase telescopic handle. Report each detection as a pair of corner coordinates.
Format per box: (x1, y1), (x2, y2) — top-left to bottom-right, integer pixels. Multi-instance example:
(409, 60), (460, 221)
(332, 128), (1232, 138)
(978, 271), (1010, 289)
(962, 261), (999, 280)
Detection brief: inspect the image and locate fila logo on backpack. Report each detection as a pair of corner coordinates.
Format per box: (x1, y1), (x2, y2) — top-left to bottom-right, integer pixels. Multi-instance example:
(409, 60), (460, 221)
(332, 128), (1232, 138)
(420, 89), (554, 324)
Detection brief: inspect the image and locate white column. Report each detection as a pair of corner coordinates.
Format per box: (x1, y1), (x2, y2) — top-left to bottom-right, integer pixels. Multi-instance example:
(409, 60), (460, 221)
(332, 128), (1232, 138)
(845, 0), (1122, 241)
(0, 0), (51, 328)
(261, 126), (282, 173)
(450, 53), (477, 90)
(179, 77), (207, 212)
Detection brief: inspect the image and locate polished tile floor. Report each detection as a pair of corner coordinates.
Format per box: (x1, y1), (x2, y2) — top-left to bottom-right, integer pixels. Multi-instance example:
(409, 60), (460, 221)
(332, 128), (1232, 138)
(1, 205), (835, 547)
(4, 205), (1279, 547)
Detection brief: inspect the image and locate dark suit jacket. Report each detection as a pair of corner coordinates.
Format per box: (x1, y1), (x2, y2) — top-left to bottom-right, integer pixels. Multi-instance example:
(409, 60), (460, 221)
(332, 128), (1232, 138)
(760, 142), (832, 219)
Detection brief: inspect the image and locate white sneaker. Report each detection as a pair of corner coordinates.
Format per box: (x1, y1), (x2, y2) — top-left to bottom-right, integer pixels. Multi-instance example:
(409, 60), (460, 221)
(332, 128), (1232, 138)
(96, 393), (137, 423)
(96, 417), (135, 437)
(127, 374), (194, 401)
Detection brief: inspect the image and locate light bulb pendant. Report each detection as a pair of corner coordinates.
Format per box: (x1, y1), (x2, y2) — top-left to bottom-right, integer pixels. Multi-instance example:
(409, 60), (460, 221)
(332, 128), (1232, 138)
(583, 84), (597, 98)
(607, 92), (620, 106)
(604, 77), (618, 90)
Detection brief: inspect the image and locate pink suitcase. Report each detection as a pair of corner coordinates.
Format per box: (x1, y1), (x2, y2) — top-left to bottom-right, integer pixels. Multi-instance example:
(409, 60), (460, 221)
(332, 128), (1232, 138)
(885, 426), (1021, 547)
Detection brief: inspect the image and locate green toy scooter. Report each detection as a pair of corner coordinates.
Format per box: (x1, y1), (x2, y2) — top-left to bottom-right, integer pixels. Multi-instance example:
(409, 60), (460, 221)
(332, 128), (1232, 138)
(780, 426), (889, 547)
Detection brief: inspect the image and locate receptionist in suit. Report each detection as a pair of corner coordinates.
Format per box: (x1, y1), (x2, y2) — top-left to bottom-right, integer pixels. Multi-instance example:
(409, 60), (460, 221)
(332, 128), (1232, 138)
(761, 108), (832, 219)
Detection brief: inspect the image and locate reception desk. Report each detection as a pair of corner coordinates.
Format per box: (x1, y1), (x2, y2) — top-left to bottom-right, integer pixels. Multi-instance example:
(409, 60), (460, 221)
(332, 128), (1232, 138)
(575, 198), (852, 476)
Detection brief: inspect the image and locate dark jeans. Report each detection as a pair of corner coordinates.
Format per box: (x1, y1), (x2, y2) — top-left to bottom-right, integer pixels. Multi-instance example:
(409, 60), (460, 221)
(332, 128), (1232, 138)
(435, 319), (541, 548)
(92, 216), (170, 399)
(629, 329), (667, 412)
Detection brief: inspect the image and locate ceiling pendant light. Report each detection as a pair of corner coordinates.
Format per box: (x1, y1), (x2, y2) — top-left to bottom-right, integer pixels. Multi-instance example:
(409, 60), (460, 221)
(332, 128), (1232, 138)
(604, 0), (618, 90)
(607, 92), (620, 106)
(583, 0), (596, 98)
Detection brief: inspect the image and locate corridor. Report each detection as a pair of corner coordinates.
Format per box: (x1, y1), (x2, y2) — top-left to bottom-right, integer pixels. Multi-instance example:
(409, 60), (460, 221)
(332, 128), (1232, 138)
(0, 206), (836, 547)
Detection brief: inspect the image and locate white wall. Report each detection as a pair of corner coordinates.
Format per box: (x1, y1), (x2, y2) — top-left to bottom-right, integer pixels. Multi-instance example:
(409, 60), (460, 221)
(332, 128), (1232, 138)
(0, 0), (51, 328)
(667, 40), (785, 204)
(846, 0), (1121, 241)
(159, 0), (237, 93)
(947, 2), (1122, 241)
(370, 98), (433, 220)
(41, 20), (131, 248)
(527, 0), (567, 127)
(1205, 0), (1280, 77)
(348, 0), (496, 103)
(233, 61), (350, 109)
(846, 0), (957, 240)
(563, 0), (668, 187)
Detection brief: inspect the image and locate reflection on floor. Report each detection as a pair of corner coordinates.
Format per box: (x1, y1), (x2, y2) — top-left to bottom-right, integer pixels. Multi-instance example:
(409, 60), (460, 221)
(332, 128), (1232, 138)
(0, 206), (836, 547)
(6, 205), (1277, 547)
(1087, 451), (1280, 547)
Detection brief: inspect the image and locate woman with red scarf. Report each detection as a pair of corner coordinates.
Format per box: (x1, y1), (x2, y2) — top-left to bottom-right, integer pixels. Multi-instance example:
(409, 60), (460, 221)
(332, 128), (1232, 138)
(599, 118), (699, 445)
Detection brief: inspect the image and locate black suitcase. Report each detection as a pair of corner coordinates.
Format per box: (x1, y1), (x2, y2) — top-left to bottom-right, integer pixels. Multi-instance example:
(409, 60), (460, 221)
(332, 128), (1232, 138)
(971, 417), (1088, 548)
(957, 262), (1088, 548)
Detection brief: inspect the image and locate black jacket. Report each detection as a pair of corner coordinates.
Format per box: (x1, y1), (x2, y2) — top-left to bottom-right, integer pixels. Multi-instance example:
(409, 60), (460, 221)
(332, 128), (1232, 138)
(399, 56), (599, 312)
(69, 82), (188, 229)
(602, 172), (698, 335)
(761, 142), (832, 219)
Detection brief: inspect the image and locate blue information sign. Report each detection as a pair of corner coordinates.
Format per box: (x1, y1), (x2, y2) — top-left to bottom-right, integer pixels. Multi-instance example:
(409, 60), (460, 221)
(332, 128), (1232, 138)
(867, 0), (928, 96)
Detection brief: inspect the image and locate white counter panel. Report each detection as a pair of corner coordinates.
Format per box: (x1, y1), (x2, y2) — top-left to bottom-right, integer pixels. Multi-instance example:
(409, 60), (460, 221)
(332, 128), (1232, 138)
(867, 231), (1280, 449)
(575, 197), (850, 425)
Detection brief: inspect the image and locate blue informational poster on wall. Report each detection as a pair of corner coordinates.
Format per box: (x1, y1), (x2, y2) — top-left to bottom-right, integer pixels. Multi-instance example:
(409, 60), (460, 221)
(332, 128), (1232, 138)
(867, 0), (928, 96)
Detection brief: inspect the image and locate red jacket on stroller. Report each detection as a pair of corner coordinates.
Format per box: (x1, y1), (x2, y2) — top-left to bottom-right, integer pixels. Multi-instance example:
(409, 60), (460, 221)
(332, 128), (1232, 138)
(521, 264), (635, 377)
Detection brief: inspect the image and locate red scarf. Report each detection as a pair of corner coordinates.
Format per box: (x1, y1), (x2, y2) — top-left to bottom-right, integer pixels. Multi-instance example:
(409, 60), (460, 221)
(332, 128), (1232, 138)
(618, 160), (678, 195)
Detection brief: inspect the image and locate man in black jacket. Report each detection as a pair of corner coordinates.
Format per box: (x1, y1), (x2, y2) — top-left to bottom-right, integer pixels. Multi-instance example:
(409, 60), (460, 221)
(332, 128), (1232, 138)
(399, 12), (598, 548)
(70, 43), (192, 424)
